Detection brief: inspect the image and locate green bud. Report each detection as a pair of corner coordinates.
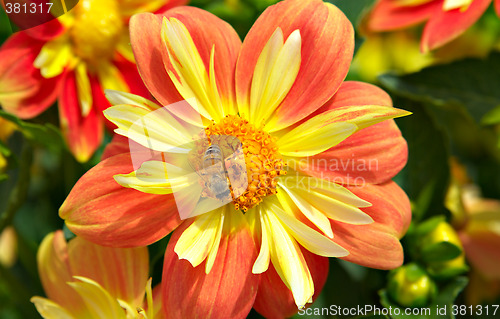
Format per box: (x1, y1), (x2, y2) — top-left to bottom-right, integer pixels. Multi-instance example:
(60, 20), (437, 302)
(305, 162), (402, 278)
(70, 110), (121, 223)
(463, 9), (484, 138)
(387, 263), (437, 308)
(418, 220), (468, 278)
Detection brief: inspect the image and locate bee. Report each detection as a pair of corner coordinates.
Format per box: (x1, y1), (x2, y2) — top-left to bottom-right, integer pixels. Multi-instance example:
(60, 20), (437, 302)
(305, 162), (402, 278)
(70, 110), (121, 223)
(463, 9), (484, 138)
(189, 143), (232, 202)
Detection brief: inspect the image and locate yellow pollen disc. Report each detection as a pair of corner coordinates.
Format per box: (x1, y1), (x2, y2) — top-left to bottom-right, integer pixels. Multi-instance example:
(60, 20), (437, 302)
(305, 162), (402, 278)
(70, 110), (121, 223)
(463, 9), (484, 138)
(197, 115), (286, 212)
(69, 0), (124, 64)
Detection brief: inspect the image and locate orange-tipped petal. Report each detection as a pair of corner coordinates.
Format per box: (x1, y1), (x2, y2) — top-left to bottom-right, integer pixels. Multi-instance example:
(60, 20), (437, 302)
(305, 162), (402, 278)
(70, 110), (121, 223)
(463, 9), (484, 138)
(460, 230), (500, 280)
(236, 0), (354, 131)
(130, 12), (183, 106)
(37, 231), (90, 316)
(0, 32), (61, 119)
(496, 0), (500, 16)
(58, 72), (104, 162)
(368, 0), (440, 31)
(66, 236), (149, 307)
(130, 7), (241, 112)
(162, 214), (259, 319)
(253, 249), (328, 319)
(332, 182), (411, 269)
(160, 7), (242, 117)
(60, 153), (182, 247)
(421, 0), (491, 52)
(291, 82), (408, 185)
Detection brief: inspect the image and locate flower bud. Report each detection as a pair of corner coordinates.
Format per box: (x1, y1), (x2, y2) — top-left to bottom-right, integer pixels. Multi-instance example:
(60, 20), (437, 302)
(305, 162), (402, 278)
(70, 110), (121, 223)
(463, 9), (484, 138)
(419, 220), (468, 278)
(387, 263), (437, 308)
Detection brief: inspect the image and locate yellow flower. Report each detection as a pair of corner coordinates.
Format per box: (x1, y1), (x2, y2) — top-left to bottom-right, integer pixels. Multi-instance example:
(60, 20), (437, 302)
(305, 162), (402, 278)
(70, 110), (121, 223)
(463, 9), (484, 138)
(31, 231), (164, 319)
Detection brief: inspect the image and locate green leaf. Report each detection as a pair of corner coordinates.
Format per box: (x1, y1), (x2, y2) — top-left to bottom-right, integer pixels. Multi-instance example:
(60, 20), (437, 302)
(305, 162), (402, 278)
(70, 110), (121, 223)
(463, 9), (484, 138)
(393, 98), (450, 221)
(0, 139), (11, 157)
(0, 111), (64, 152)
(380, 53), (500, 124)
(420, 242), (463, 263)
(380, 277), (469, 319)
(482, 105), (500, 125)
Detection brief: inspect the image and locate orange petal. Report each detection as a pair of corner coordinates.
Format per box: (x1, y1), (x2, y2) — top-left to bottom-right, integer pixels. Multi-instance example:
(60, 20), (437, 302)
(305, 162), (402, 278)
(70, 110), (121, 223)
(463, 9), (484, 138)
(162, 214), (259, 319)
(291, 82), (408, 185)
(368, 0), (440, 31)
(101, 135), (130, 160)
(460, 230), (500, 279)
(496, 0), (500, 16)
(58, 72), (104, 163)
(60, 153), (182, 247)
(332, 182), (411, 269)
(160, 7), (242, 117)
(66, 236), (149, 307)
(130, 12), (183, 106)
(0, 32), (61, 119)
(37, 231), (90, 316)
(130, 8), (241, 112)
(236, 0), (354, 131)
(253, 249), (328, 319)
(421, 0), (492, 52)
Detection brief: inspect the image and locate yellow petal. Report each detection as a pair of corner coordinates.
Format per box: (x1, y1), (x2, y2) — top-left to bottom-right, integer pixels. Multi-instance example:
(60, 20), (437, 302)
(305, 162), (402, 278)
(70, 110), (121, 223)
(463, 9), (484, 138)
(34, 36), (74, 78)
(31, 297), (77, 319)
(104, 103), (199, 152)
(261, 207), (313, 309)
(114, 160), (198, 195)
(97, 62), (129, 93)
(205, 208), (226, 273)
(278, 175), (374, 226)
(246, 28), (301, 125)
(265, 199), (349, 258)
(116, 33), (135, 63)
(278, 121), (357, 157)
(174, 209), (225, 269)
(252, 210), (271, 274)
(276, 186), (334, 238)
(443, 0), (473, 11)
(161, 17), (224, 121)
(68, 277), (127, 319)
(75, 62), (92, 117)
(105, 90), (161, 111)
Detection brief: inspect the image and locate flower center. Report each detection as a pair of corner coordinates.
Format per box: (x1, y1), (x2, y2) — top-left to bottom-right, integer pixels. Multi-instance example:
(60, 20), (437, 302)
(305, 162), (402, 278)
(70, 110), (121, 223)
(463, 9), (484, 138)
(69, 0), (124, 63)
(196, 115), (287, 212)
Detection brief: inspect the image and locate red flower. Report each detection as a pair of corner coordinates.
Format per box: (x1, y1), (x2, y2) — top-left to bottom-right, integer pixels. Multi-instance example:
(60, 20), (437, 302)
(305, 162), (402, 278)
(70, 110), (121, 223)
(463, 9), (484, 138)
(0, 0), (186, 162)
(367, 0), (499, 52)
(60, 0), (412, 317)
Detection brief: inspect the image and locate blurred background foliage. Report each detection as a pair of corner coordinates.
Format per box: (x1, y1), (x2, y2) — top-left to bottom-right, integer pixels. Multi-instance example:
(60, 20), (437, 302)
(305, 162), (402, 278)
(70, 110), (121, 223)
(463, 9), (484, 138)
(1, 0), (500, 318)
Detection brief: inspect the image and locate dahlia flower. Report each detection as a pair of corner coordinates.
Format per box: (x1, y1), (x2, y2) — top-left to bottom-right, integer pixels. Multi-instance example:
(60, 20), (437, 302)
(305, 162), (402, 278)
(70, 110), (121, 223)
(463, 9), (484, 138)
(0, 0), (186, 162)
(31, 231), (164, 318)
(60, 0), (412, 317)
(367, 0), (499, 52)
